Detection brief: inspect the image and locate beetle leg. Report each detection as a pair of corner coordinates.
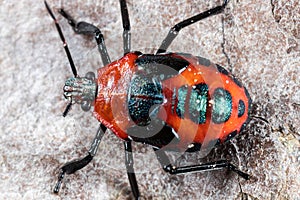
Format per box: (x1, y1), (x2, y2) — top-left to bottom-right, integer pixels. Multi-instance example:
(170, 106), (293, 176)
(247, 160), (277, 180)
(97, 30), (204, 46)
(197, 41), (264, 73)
(153, 148), (250, 180)
(53, 124), (106, 193)
(119, 0), (131, 54)
(156, 0), (228, 54)
(124, 141), (140, 200)
(58, 8), (111, 66)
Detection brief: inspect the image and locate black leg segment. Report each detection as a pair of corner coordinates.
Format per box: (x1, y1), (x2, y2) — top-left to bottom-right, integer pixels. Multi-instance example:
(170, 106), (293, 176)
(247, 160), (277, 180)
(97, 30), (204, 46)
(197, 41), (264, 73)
(153, 148), (250, 180)
(58, 8), (111, 66)
(53, 154), (93, 193)
(124, 141), (140, 200)
(119, 0), (131, 54)
(53, 124), (106, 193)
(156, 0), (228, 54)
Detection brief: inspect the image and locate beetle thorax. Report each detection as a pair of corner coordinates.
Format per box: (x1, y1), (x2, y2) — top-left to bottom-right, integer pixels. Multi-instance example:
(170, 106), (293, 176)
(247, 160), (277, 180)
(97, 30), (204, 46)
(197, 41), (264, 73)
(64, 72), (97, 111)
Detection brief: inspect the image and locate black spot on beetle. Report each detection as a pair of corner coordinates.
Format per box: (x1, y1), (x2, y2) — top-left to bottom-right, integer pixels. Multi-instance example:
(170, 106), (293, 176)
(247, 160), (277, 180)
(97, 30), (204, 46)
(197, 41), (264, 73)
(238, 100), (245, 117)
(216, 64), (229, 75)
(224, 130), (238, 142)
(196, 56), (211, 67)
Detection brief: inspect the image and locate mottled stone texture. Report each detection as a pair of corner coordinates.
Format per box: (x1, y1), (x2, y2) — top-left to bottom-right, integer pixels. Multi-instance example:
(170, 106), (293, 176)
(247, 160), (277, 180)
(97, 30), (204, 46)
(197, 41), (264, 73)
(0, 0), (299, 199)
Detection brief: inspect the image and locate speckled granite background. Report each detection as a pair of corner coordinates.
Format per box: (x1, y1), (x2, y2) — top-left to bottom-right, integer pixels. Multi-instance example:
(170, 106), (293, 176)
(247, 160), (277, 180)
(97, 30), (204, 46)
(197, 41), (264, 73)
(0, 0), (299, 199)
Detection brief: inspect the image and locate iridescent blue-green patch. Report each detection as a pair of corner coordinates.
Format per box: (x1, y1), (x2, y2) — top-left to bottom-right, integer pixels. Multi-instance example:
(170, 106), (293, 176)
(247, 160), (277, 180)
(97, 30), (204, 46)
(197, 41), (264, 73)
(212, 88), (232, 124)
(189, 83), (208, 124)
(128, 76), (163, 126)
(176, 86), (188, 118)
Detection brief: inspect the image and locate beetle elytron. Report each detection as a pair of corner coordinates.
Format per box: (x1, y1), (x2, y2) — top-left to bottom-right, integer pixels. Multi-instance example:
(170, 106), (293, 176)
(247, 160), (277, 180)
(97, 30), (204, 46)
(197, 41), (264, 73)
(45, 0), (251, 199)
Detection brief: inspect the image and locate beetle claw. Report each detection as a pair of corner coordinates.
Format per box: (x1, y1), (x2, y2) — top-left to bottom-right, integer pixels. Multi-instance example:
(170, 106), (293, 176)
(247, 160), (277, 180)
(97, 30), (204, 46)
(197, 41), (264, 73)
(53, 170), (65, 193)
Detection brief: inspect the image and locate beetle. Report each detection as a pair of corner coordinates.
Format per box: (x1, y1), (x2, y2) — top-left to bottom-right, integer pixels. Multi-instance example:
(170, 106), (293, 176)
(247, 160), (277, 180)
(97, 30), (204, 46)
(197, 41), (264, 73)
(45, 0), (251, 199)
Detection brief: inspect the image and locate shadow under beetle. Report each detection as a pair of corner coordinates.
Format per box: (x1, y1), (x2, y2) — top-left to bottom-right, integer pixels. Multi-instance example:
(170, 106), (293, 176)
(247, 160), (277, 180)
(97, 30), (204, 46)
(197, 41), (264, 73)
(45, 0), (251, 198)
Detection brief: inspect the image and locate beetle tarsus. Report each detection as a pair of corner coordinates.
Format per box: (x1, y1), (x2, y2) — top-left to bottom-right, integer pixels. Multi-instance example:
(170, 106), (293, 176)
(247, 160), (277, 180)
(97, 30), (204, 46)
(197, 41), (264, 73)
(53, 170), (65, 193)
(52, 125), (106, 194)
(227, 163), (250, 180)
(52, 154), (93, 193)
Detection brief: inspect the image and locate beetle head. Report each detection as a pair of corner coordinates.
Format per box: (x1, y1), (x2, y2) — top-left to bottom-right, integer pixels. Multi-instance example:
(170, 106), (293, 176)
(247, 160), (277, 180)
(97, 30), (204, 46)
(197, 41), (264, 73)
(63, 72), (97, 112)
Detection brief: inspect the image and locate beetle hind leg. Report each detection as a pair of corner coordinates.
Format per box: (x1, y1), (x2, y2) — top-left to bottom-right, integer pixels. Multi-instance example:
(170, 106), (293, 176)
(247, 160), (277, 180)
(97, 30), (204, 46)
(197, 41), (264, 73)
(153, 148), (250, 180)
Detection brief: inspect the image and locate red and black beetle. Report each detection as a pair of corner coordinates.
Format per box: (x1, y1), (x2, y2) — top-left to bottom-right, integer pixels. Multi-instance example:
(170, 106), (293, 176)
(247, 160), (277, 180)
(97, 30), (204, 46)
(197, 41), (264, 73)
(45, 0), (251, 198)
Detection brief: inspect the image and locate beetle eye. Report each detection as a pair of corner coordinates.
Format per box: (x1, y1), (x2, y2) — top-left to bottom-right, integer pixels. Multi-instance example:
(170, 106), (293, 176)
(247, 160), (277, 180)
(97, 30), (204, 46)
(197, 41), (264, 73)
(85, 71), (95, 80)
(81, 100), (91, 111)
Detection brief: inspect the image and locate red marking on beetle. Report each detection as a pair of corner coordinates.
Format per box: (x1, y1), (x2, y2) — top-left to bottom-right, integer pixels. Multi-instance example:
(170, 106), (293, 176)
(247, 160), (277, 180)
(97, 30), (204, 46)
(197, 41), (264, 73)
(94, 52), (139, 140)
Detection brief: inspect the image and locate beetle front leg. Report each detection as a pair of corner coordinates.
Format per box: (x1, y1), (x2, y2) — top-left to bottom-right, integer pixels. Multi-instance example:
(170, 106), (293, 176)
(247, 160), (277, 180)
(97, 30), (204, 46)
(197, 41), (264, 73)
(53, 124), (107, 193)
(58, 8), (111, 66)
(153, 148), (250, 180)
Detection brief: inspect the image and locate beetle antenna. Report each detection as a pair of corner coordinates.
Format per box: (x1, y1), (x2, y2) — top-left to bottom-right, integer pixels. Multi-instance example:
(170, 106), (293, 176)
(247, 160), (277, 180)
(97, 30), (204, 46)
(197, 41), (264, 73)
(44, 1), (78, 77)
(63, 102), (73, 117)
(250, 115), (269, 124)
